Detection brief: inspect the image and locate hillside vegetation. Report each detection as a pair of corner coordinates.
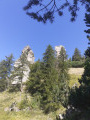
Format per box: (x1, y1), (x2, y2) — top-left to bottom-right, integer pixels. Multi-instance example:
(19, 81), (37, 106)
(0, 92), (56, 120)
(0, 73), (80, 120)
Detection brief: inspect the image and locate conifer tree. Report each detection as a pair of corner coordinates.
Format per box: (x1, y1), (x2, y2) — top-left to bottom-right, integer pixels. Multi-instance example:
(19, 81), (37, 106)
(72, 48), (82, 61)
(26, 60), (42, 94)
(27, 45), (59, 112)
(6, 54), (14, 89)
(58, 47), (68, 70)
(24, 0), (90, 23)
(68, 13), (90, 112)
(26, 45), (70, 113)
(40, 45), (59, 113)
(11, 53), (28, 92)
(0, 54), (14, 91)
(57, 47), (69, 107)
(79, 13), (90, 87)
(0, 60), (8, 91)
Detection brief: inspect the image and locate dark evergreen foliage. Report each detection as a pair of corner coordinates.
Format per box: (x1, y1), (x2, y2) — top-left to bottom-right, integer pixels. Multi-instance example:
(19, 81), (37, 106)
(40, 45), (59, 112)
(57, 47), (70, 108)
(70, 61), (84, 68)
(26, 45), (70, 113)
(8, 84), (21, 92)
(72, 48), (82, 61)
(0, 54), (14, 92)
(67, 11), (90, 117)
(79, 9), (90, 90)
(6, 54), (14, 89)
(24, 0), (90, 23)
(10, 53), (29, 92)
(0, 60), (8, 91)
(69, 48), (85, 68)
(59, 13), (90, 120)
(26, 60), (42, 94)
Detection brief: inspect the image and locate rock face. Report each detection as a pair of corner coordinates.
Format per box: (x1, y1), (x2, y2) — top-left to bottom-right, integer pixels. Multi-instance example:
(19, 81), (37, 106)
(55, 45), (65, 57)
(22, 45), (34, 64)
(12, 46), (35, 84)
(14, 46), (34, 67)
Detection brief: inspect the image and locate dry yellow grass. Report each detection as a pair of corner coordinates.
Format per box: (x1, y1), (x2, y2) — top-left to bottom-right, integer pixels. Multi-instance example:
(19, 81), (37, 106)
(69, 68), (84, 75)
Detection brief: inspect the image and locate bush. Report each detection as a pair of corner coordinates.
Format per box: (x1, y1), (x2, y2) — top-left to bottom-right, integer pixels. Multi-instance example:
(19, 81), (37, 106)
(29, 98), (39, 109)
(69, 61), (84, 68)
(19, 98), (29, 110)
(19, 94), (40, 110)
(8, 84), (21, 92)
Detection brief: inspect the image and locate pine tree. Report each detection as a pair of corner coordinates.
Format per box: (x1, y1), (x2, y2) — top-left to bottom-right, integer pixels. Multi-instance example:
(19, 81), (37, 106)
(79, 13), (90, 87)
(40, 45), (59, 113)
(26, 60), (42, 94)
(26, 45), (70, 113)
(57, 47), (69, 107)
(58, 47), (68, 70)
(68, 13), (90, 112)
(0, 60), (8, 91)
(11, 53), (28, 92)
(72, 48), (82, 61)
(0, 54), (14, 91)
(24, 0), (90, 23)
(6, 54), (14, 89)
(27, 45), (59, 112)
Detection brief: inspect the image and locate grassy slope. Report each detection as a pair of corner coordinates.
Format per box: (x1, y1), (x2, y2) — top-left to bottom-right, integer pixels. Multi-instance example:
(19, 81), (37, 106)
(69, 74), (81, 88)
(0, 74), (81, 120)
(0, 92), (56, 120)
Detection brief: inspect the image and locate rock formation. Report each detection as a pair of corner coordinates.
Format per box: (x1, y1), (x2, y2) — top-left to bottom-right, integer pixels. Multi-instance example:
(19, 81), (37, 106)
(55, 45), (65, 57)
(12, 45), (66, 84)
(12, 46), (35, 84)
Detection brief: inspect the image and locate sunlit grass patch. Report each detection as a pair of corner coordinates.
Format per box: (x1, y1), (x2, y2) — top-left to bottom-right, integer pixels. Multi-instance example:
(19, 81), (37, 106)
(69, 74), (81, 88)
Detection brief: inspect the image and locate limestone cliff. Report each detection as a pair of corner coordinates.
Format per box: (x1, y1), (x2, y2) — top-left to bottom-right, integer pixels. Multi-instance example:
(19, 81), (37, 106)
(55, 45), (65, 57)
(12, 46), (35, 84)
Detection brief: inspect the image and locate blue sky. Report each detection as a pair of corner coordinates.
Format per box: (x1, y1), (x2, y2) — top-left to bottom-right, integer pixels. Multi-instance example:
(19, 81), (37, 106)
(0, 0), (88, 61)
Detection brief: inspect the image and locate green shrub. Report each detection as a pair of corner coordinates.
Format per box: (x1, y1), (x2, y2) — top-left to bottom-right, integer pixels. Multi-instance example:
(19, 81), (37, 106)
(19, 98), (29, 110)
(8, 84), (21, 92)
(29, 99), (38, 109)
(69, 61), (84, 68)
(29, 94), (41, 109)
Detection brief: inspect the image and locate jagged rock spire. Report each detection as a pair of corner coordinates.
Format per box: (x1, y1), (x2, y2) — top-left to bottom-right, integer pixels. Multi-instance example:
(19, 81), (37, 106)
(12, 45), (35, 84)
(55, 45), (65, 57)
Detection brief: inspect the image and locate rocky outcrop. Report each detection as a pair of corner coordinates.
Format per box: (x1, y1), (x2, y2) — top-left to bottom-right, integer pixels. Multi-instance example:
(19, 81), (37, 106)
(55, 45), (65, 57)
(12, 46), (35, 84)
(22, 45), (34, 64)
(14, 45), (34, 67)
